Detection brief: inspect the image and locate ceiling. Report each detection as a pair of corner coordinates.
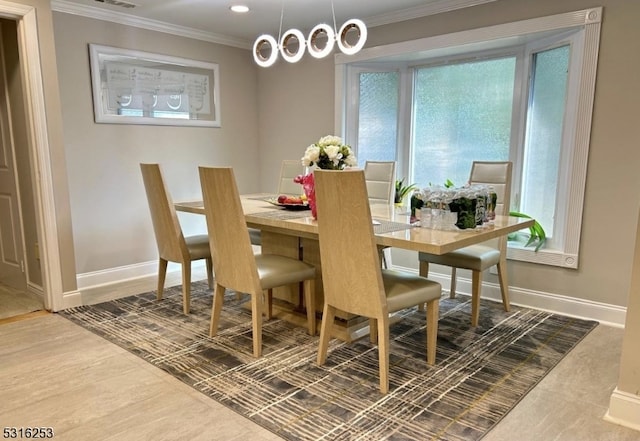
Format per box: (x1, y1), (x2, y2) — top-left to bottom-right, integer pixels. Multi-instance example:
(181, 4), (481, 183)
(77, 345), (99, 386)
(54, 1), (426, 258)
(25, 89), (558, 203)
(52, 0), (494, 48)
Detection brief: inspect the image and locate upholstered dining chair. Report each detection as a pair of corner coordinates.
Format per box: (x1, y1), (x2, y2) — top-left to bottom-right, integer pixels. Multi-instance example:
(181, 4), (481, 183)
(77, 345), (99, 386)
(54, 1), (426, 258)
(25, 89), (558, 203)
(364, 161), (396, 268)
(140, 163), (213, 315)
(248, 159), (306, 247)
(278, 159), (306, 195)
(198, 166), (317, 357)
(418, 161), (513, 326)
(314, 169), (441, 394)
(364, 161), (396, 205)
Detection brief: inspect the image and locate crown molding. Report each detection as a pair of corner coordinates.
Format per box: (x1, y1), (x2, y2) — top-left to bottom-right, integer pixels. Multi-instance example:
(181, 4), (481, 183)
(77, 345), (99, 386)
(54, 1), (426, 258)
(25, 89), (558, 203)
(51, 0), (251, 49)
(365, 0), (497, 27)
(51, 0), (496, 51)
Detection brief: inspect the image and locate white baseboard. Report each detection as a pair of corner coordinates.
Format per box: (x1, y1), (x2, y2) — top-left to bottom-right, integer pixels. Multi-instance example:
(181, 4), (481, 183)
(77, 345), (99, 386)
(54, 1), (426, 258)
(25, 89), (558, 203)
(64, 260), (626, 327)
(604, 388), (640, 431)
(63, 260), (210, 310)
(393, 264), (627, 327)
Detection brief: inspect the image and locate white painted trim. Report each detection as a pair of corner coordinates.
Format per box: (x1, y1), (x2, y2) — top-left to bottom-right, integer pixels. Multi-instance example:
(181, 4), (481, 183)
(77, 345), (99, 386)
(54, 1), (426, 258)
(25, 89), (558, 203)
(366, 0), (497, 28)
(50, 0), (250, 49)
(392, 263), (627, 327)
(66, 260), (210, 309)
(605, 388), (640, 432)
(66, 258), (626, 326)
(0, 1), (63, 313)
(19, 9), (64, 312)
(50, 0), (498, 50)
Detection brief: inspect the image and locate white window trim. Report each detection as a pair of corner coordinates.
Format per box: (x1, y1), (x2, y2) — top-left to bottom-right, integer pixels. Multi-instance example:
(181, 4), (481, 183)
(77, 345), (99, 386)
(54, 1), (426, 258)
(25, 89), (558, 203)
(335, 8), (602, 269)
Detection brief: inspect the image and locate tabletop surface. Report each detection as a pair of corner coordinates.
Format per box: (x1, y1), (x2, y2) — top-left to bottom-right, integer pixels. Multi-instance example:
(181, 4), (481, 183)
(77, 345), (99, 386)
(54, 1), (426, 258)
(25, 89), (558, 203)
(175, 194), (535, 255)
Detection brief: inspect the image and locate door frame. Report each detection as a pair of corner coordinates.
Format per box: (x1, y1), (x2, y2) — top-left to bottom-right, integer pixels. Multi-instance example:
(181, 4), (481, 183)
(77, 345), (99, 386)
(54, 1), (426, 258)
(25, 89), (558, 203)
(0, 1), (63, 311)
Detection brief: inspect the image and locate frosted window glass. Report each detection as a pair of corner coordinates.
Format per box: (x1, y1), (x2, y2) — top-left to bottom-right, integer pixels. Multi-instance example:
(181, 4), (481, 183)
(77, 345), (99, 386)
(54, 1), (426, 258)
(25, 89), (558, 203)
(411, 58), (515, 188)
(357, 72), (399, 166)
(520, 45), (570, 236)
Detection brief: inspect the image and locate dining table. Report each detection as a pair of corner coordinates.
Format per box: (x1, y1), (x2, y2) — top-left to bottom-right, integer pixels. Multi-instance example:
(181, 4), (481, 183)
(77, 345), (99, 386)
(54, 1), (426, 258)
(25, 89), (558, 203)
(175, 194), (535, 341)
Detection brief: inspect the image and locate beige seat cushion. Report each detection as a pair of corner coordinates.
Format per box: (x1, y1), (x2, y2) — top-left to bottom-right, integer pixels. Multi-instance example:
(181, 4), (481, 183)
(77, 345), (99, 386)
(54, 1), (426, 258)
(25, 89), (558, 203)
(254, 254), (316, 290)
(421, 244), (500, 272)
(382, 269), (442, 312)
(185, 234), (212, 260)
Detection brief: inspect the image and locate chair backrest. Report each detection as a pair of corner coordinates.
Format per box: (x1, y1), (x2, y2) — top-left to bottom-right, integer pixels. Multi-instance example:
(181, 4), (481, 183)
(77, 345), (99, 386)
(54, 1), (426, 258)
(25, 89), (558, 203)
(314, 169), (387, 318)
(469, 161), (512, 216)
(364, 161), (396, 204)
(469, 161), (513, 250)
(140, 163), (188, 262)
(278, 160), (305, 195)
(198, 166), (262, 295)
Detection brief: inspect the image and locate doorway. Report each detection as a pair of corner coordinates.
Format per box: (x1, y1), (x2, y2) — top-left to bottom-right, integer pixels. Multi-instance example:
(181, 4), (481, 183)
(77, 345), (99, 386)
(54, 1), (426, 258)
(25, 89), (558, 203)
(0, 18), (42, 319)
(0, 1), (65, 315)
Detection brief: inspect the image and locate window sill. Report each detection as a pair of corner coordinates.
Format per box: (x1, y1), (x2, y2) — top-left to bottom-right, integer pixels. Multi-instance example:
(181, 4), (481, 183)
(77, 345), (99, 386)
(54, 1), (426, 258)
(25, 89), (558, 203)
(506, 243), (578, 269)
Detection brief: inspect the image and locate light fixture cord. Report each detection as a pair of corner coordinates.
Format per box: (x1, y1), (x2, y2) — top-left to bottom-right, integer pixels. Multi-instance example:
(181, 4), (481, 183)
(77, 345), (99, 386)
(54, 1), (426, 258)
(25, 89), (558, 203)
(330, 0), (337, 34)
(278, 0), (284, 43)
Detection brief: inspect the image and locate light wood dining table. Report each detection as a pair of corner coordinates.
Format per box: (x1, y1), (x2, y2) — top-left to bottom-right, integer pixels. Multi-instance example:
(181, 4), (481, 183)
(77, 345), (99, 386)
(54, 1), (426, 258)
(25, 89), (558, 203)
(175, 194), (535, 341)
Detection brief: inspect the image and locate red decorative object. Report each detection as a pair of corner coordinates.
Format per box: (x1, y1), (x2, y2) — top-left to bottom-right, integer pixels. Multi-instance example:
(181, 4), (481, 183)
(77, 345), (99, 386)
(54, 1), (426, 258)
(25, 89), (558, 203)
(294, 173), (316, 219)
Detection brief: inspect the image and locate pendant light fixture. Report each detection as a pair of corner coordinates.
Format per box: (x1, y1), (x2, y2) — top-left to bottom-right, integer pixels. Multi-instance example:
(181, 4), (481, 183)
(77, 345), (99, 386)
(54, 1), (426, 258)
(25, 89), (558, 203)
(252, 1), (367, 67)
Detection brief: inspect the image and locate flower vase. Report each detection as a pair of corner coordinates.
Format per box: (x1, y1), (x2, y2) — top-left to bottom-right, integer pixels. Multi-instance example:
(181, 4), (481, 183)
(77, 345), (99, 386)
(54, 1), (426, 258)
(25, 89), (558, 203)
(297, 173), (317, 219)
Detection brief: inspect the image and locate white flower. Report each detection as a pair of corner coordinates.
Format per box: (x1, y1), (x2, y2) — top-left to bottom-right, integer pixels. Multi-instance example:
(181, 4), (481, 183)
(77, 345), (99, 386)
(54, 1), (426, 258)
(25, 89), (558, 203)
(318, 135), (342, 147)
(323, 145), (340, 161)
(300, 135), (357, 170)
(302, 145), (320, 166)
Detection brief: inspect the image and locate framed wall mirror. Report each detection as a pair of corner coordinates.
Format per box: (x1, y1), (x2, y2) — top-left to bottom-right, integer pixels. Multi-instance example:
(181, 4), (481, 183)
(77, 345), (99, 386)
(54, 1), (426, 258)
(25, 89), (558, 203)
(89, 44), (220, 127)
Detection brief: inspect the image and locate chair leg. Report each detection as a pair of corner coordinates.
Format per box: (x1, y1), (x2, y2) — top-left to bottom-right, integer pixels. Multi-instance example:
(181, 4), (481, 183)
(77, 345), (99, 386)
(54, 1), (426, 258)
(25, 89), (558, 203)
(264, 289), (273, 320)
(378, 318), (390, 394)
(303, 279), (316, 336)
(182, 262), (191, 315)
(496, 258), (511, 312)
(369, 318), (378, 344)
(317, 304), (336, 366)
(425, 298), (439, 365)
(209, 283), (226, 337)
(449, 267), (458, 299)
(251, 291), (264, 357)
(157, 258), (168, 300)
(417, 260), (429, 312)
(471, 270), (482, 327)
(205, 257), (213, 290)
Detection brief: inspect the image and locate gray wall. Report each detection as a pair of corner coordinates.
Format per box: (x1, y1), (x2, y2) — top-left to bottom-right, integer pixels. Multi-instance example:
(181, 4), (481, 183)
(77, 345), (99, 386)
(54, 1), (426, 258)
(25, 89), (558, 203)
(53, 13), (260, 275)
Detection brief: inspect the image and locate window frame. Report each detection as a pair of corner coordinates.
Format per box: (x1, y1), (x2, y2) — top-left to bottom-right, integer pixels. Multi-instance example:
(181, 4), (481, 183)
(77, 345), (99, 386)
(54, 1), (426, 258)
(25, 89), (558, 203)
(335, 8), (602, 269)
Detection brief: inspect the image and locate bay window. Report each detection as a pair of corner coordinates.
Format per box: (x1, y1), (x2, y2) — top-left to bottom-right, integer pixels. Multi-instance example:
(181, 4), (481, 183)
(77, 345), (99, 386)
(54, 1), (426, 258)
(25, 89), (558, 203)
(337, 8), (601, 269)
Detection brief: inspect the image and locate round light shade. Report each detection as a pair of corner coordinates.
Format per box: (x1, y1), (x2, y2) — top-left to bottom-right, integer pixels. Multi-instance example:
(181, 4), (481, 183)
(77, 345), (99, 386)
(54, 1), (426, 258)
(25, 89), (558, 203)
(280, 28), (306, 63)
(307, 23), (335, 59)
(253, 34), (278, 67)
(337, 19), (367, 55)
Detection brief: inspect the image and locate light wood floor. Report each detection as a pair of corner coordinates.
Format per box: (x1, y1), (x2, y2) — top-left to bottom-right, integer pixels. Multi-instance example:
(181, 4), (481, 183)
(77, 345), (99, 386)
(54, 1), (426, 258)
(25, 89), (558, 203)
(1, 313), (639, 441)
(0, 282), (43, 320)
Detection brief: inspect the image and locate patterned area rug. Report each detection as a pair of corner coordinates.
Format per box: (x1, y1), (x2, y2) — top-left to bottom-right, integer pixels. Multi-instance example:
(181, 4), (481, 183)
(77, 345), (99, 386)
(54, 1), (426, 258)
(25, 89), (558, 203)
(61, 282), (597, 440)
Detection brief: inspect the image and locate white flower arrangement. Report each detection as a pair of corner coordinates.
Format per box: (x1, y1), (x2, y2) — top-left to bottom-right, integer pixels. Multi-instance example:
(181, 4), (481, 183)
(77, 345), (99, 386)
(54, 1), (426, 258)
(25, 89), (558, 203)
(301, 135), (357, 170)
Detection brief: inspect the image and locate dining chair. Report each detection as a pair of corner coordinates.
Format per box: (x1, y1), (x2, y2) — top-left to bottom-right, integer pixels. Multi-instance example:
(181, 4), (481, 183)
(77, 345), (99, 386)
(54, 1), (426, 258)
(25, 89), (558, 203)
(248, 159), (306, 247)
(364, 161), (396, 268)
(140, 163), (213, 314)
(278, 159), (306, 195)
(418, 161), (513, 326)
(364, 161), (396, 205)
(198, 166), (317, 357)
(314, 169), (441, 394)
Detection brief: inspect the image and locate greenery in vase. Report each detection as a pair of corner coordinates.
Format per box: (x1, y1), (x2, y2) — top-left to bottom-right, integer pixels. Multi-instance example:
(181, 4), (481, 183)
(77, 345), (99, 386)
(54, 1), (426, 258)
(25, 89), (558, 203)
(395, 178), (418, 204)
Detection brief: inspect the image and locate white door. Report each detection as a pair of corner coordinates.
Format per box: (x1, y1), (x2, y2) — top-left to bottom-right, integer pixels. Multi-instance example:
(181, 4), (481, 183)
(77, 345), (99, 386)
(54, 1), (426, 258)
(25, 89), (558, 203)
(0, 23), (26, 291)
